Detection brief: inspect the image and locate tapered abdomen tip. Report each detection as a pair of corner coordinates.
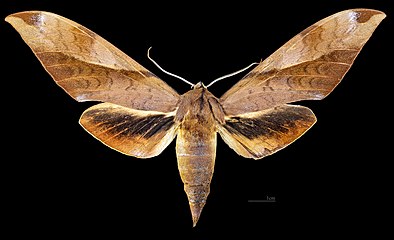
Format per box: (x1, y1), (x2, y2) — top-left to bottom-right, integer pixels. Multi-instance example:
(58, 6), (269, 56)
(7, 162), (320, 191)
(190, 202), (205, 227)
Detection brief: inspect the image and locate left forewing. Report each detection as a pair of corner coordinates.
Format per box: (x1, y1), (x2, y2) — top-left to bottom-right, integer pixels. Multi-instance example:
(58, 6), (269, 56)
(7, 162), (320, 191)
(6, 11), (180, 112)
(217, 105), (316, 159)
(79, 103), (179, 158)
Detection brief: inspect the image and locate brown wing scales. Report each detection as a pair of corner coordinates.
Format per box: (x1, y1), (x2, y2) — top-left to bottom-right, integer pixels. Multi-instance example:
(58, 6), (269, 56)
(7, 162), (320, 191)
(220, 9), (386, 115)
(5, 11), (179, 112)
(218, 105), (317, 159)
(80, 103), (178, 158)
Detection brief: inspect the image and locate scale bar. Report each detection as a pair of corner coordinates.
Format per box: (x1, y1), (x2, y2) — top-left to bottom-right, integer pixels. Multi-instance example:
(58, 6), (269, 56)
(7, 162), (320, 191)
(248, 200), (276, 203)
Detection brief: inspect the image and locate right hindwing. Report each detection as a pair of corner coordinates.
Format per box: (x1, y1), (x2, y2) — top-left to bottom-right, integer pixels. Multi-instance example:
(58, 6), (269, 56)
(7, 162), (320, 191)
(217, 105), (316, 159)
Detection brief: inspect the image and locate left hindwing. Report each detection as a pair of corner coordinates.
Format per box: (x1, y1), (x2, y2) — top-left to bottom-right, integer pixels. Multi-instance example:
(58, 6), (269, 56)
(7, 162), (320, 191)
(79, 103), (179, 158)
(217, 105), (316, 159)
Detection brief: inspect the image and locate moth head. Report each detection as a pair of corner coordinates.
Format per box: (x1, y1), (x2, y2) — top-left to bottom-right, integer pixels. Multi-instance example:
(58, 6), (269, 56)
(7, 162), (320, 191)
(193, 82), (206, 89)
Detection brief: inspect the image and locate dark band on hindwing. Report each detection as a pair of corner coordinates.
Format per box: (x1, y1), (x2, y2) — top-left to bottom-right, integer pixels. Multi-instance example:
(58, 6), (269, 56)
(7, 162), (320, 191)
(223, 105), (316, 140)
(82, 107), (174, 139)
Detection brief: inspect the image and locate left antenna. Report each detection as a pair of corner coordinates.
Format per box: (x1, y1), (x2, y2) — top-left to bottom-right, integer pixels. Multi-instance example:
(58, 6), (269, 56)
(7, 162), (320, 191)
(147, 47), (194, 87)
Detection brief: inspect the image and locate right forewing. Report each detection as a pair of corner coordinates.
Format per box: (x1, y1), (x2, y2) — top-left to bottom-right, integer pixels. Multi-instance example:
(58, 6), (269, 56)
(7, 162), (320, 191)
(220, 9), (385, 115)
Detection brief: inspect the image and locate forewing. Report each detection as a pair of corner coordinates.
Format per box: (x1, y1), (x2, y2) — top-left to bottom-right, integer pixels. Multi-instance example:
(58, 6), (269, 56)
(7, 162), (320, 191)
(79, 103), (179, 158)
(220, 9), (385, 115)
(6, 11), (179, 112)
(217, 105), (316, 159)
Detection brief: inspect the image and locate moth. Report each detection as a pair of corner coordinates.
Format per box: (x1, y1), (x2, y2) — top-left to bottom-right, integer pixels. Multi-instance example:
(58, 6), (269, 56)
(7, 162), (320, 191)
(6, 9), (385, 227)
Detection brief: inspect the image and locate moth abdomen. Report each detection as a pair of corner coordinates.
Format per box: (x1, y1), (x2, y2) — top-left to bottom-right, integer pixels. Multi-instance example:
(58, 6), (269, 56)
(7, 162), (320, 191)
(176, 124), (217, 226)
(183, 182), (211, 227)
(176, 153), (215, 227)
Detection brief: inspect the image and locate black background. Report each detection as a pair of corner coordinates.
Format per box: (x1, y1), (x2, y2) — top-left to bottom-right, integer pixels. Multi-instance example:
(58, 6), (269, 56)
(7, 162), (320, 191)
(1, 0), (392, 238)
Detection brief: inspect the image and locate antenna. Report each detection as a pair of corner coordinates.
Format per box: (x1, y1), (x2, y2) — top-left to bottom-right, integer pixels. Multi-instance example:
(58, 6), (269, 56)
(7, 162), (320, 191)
(147, 47), (194, 87)
(206, 62), (259, 88)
